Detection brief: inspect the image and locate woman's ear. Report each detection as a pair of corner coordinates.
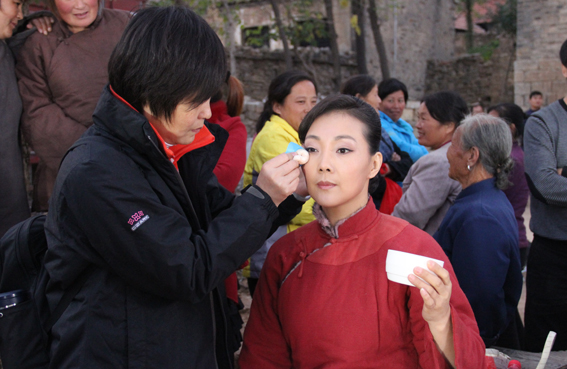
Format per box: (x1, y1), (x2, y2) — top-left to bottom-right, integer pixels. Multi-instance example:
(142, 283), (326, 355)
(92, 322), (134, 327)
(509, 123), (517, 138)
(355, 93), (362, 99)
(444, 121), (457, 136)
(272, 102), (282, 116)
(468, 146), (480, 167)
(368, 152), (383, 179)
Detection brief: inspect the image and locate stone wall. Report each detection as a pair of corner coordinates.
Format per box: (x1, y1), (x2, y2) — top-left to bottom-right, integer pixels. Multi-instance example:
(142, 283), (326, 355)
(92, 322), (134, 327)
(217, 0), (456, 101)
(234, 47), (358, 99)
(515, 0), (567, 109)
(362, 0), (455, 100)
(425, 34), (515, 106)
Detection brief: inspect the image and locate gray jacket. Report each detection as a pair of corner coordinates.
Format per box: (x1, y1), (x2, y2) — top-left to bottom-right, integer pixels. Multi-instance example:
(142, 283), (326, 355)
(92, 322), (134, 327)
(524, 99), (567, 240)
(393, 143), (461, 235)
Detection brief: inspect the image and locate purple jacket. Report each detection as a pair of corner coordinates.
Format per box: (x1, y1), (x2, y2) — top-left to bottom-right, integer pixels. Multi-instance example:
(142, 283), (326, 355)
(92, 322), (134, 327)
(503, 142), (530, 248)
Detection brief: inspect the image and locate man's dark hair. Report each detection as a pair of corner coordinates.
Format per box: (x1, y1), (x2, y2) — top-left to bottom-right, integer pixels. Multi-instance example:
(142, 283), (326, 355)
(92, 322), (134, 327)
(341, 75), (377, 98)
(299, 95), (381, 155)
(378, 78), (408, 102)
(561, 39), (567, 68)
(422, 91), (468, 129)
(108, 6), (226, 120)
(529, 91), (543, 99)
(255, 70), (317, 133)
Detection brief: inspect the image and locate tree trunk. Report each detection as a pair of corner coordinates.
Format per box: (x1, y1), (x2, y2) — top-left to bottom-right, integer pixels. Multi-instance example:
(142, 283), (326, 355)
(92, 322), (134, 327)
(367, 0), (390, 80)
(465, 0), (474, 51)
(222, 0), (237, 76)
(352, 0), (367, 74)
(270, 0), (293, 70)
(323, 0), (341, 91)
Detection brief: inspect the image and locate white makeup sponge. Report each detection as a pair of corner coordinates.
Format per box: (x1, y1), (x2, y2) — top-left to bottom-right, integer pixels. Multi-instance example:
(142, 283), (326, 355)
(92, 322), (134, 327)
(293, 148), (309, 165)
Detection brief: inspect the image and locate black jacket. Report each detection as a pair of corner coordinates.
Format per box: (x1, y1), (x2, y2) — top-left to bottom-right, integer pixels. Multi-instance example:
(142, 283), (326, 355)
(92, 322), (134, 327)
(44, 86), (302, 368)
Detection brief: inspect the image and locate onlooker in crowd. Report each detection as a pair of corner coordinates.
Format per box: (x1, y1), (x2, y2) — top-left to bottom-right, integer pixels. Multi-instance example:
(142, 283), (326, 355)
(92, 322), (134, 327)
(0, 0), (30, 237)
(240, 95), (486, 368)
(208, 71), (249, 354)
(378, 78), (428, 163)
(341, 74), (409, 213)
(16, 0), (130, 211)
(341, 75), (412, 182)
(393, 91), (467, 235)
(471, 102), (484, 115)
(488, 103), (530, 268)
(1, 0), (55, 236)
(525, 90), (543, 117)
(523, 40), (567, 352)
(209, 72), (247, 193)
(44, 7), (307, 368)
(434, 114), (523, 349)
(243, 70), (317, 295)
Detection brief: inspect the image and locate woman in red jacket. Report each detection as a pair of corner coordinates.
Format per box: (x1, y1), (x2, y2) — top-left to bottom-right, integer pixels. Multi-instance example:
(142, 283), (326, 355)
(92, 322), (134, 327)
(209, 73), (248, 193)
(240, 95), (486, 368)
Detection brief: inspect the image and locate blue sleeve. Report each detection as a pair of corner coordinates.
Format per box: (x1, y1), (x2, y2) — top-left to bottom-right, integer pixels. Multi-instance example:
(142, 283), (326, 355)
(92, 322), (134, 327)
(449, 215), (522, 342)
(388, 131), (428, 162)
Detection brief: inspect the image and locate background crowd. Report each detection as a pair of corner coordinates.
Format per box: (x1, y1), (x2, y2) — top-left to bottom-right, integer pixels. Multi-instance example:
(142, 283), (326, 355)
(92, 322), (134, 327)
(1, 1), (566, 368)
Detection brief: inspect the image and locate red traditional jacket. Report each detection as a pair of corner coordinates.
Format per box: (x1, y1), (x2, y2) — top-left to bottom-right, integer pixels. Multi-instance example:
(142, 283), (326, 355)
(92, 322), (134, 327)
(240, 200), (486, 368)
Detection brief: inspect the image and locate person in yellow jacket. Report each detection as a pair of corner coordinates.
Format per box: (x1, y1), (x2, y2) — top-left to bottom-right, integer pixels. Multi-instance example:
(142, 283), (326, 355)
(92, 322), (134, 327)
(244, 70), (318, 295)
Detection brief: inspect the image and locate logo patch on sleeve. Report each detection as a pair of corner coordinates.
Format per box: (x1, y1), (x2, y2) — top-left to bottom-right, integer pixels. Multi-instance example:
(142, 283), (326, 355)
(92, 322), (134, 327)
(127, 211), (150, 231)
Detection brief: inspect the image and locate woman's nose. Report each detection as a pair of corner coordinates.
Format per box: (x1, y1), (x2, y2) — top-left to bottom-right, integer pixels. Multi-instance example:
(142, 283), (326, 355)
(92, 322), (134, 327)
(200, 101), (212, 120)
(318, 154), (332, 172)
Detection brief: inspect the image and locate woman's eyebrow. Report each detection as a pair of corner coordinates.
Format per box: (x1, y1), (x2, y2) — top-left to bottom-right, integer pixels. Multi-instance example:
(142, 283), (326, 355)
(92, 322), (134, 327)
(335, 135), (357, 142)
(305, 134), (320, 141)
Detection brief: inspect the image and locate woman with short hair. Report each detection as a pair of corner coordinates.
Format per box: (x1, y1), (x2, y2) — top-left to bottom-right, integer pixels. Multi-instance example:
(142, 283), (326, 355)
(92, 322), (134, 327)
(16, 0), (130, 211)
(378, 78), (428, 163)
(341, 75), (412, 182)
(434, 114), (523, 349)
(393, 91), (467, 235)
(44, 7), (306, 368)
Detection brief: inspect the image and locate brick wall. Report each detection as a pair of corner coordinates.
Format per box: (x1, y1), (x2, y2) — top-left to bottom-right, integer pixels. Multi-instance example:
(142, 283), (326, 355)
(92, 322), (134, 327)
(515, 0), (567, 109)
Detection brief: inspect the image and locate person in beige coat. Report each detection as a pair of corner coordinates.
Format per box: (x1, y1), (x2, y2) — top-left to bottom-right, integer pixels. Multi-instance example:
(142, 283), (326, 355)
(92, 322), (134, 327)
(393, 91), (467, 235)
(16, 0), (129, 210)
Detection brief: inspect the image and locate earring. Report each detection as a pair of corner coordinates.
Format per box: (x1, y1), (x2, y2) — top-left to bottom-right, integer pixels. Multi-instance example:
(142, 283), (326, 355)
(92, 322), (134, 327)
(467, 164), (472, 171)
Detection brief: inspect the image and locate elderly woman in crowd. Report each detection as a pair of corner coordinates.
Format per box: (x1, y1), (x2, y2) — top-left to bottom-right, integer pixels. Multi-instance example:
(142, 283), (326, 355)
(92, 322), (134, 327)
(393, 91), (467, 235)
(378, 78), (428, 163)
(488, 103), (530, 268)
(16, 0), (130, 211)
(434, 114), (523, 349)
(44, 7), (306, 368)
(240, 95), (486, 369)
(243, 69), (317, 295)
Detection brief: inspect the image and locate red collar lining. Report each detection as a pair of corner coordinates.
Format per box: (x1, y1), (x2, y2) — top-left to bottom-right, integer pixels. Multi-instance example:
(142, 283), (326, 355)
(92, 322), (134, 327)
(109, 85), (215, 169)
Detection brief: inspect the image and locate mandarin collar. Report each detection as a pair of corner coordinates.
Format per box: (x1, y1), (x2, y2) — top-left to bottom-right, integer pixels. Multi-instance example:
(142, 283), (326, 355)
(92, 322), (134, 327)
(313, 198), (379, 239)
(456, 178), (497, 201)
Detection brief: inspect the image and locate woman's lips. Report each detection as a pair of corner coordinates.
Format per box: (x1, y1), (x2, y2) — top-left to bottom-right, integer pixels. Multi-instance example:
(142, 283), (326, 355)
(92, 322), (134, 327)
(317, 181), (336, 190)
(74, 11), (90, 19)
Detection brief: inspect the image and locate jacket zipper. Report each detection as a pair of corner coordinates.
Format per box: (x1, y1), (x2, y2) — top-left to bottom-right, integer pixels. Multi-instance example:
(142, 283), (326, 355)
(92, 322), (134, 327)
(147, 134), (220, 369)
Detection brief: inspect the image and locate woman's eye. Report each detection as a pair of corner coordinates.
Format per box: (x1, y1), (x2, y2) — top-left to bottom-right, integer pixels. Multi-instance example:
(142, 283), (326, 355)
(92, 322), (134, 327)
(305, 147), (317, 153)
(337, 148), (351, 154)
